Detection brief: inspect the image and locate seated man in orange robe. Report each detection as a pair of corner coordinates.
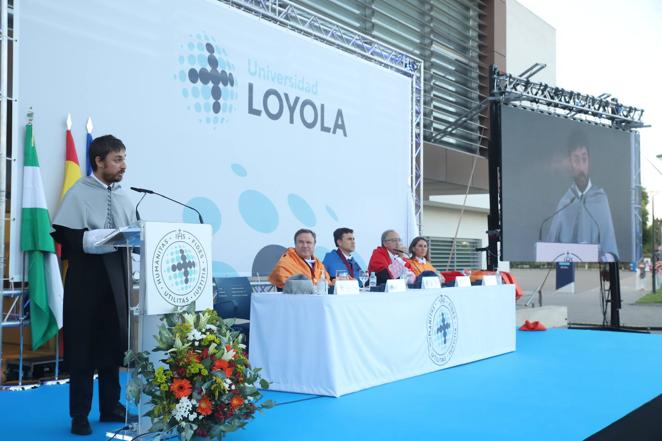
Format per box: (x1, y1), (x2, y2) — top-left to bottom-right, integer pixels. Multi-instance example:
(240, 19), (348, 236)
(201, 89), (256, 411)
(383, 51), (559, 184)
(269, 228), (331, 290)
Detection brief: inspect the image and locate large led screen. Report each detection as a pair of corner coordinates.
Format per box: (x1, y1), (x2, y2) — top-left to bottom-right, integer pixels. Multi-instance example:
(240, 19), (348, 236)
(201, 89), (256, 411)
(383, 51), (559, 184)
(501, 106), (637, 262)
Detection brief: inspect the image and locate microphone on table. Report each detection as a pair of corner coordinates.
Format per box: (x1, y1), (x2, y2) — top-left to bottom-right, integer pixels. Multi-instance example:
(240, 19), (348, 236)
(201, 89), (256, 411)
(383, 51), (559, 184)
(130, 187), (205, 224)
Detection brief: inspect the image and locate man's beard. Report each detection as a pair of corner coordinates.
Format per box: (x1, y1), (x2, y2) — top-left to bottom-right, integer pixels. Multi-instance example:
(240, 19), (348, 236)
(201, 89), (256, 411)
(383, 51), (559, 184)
(104, 171), (124, 183)
(574, 173), (588, 191)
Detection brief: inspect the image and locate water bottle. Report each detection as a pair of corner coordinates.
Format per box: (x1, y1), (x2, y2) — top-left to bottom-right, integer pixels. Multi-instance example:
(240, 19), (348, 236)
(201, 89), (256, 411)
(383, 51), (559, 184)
(368, 272), (377, 290)
(317, 272), (328, 294)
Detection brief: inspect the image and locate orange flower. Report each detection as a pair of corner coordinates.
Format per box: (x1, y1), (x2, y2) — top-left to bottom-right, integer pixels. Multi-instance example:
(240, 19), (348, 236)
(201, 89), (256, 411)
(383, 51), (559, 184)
(230, 395), (244, 409)
(170, 378), (192, 399)
(212, 359), (234, 377)
(212, 359), (228, 372)
(197, 396), (213, 416)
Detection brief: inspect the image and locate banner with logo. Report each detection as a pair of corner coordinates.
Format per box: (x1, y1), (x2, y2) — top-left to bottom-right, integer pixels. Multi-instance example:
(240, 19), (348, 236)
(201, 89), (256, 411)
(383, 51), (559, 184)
(141, 222), (213, 315)
(11, 0), (413, 279)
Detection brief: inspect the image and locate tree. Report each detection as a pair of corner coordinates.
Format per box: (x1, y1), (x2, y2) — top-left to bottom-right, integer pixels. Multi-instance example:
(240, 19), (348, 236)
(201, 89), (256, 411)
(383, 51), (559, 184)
(642, 187), (661, 256)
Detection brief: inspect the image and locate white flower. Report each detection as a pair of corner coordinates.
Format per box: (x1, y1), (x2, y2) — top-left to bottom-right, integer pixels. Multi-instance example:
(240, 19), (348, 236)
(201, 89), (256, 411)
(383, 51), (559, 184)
(205, 324), (218, 331)
(187, 329), (203, 342)
(221, 348), (236, 361)
(172, 397), (193, 422)
(188, 413), (197, 421)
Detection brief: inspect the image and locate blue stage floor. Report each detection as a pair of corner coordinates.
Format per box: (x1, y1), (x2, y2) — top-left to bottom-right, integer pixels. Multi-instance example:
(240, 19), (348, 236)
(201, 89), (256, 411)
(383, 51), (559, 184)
(2, 329), (662, 440)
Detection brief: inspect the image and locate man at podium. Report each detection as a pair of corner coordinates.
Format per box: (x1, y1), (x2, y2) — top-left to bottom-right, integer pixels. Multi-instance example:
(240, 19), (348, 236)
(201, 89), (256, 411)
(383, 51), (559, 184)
(545, 131), (619, 261)
(51, 135), (137, 435)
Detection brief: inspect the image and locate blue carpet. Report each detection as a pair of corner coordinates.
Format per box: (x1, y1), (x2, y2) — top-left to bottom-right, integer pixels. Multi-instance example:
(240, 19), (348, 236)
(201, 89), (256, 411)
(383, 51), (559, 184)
(2, 329), (662, 440)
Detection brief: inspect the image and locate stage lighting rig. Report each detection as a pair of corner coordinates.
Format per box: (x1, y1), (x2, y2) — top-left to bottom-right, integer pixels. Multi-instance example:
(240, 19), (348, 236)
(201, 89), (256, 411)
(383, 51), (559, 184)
(492, 69), (645, 131)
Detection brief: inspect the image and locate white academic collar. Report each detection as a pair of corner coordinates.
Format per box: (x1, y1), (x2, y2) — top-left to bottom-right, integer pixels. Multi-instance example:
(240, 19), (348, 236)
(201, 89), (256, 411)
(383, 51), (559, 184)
(304, 258), (315, 267)
(339, 249), (353, 260)
(573, 179), (592, 198)
(388, 250), (403, 262)
(416, 257), (426, 264)
(92, 173), (115, 189)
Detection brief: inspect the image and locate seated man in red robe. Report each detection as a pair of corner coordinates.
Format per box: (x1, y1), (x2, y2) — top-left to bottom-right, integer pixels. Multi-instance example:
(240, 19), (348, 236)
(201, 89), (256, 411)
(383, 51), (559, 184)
(269, 228), (331, 290)
(367, 229), (414, 285)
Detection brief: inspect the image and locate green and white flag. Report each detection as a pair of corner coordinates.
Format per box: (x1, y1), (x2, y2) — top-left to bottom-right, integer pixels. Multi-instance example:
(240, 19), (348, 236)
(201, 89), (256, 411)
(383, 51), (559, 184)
(21, 122), (64, 350)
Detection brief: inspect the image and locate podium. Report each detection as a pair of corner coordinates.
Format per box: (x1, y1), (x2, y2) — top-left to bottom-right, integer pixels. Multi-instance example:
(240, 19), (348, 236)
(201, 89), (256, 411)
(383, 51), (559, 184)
(535, 242), (599, 262)
(96, 221), (213, 439)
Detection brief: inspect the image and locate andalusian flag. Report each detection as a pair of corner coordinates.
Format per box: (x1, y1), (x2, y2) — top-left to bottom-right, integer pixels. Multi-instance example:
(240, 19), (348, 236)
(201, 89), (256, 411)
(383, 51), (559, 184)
(61, 116), (82, 199)
(21, 122), (64, 350)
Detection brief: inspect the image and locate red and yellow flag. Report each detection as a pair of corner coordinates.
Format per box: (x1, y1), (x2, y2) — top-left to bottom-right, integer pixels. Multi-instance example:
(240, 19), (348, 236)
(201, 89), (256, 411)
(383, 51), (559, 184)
(60, 129), (82, 199)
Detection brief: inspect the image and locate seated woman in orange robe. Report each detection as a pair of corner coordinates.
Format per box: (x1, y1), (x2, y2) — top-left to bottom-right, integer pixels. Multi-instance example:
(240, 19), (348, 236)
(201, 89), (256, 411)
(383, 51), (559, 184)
(408, 237), (444, 284)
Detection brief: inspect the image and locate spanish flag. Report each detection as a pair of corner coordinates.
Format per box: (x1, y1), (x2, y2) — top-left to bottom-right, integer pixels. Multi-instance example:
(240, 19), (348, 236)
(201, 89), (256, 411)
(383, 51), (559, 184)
(60, 119), (82, 199)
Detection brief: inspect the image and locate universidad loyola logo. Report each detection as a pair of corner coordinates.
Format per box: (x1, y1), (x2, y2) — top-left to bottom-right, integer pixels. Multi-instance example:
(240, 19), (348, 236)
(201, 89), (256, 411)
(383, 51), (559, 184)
(177, 34), (238, 126)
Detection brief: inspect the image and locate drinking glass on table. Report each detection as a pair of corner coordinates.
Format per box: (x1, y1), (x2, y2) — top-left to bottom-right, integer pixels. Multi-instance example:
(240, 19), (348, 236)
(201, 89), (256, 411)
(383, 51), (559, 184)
(335, 269), (349, 281)
(358, 270), (369, 290)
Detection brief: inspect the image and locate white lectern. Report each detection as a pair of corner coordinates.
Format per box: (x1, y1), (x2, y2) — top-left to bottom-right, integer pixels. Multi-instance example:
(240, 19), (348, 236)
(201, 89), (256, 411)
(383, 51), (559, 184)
(97, 221), (213, 440)
(535, 242), (599, 262)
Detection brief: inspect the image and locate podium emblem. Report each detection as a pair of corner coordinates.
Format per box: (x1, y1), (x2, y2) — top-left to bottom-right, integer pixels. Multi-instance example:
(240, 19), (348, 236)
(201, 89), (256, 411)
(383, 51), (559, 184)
(152, 229), (209, 306)
(426, 294), (458, 366)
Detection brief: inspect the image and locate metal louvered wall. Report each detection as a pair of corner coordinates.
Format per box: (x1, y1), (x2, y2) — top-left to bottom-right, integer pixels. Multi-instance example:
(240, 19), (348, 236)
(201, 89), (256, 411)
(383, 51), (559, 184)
(292, 0), (488, 155)
(427, 236), (481, 270)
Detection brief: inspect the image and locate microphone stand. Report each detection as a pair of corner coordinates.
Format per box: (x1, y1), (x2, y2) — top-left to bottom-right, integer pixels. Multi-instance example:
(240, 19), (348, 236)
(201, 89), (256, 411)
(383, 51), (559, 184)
(135, 193), (147, 221)
(538, 196), (578, 241)
(130, 187), (205, 224)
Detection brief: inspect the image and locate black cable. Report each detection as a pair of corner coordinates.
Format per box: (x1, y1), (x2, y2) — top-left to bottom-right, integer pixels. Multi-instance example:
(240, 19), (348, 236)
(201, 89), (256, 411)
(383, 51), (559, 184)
(131, 431), (162, 440)
(107, 425), (130, 441)
(273, 395), (325, 407)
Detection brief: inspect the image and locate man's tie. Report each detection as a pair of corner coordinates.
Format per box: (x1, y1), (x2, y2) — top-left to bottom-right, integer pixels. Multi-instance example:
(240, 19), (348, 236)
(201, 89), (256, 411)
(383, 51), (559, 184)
(105, 185), (116, 229)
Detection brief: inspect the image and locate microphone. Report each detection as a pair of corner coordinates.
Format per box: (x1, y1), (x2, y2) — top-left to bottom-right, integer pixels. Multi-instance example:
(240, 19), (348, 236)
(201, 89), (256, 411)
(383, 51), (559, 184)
(538, 196), (577, 241)
(130, 186), (154, 194)
(129, 187), (204, 224)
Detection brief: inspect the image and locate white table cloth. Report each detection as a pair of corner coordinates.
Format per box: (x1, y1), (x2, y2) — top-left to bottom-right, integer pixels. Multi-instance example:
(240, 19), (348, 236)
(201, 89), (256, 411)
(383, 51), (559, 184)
(249, 285), (516, 396)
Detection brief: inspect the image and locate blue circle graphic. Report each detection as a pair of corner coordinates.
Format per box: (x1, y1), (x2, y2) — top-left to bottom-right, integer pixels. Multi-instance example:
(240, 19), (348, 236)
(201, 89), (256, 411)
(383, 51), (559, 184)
(183, 197), (222, 234)
(239, 190), (279, 233)
(288, 194), (316, 227)
(353, 252), (367, 271)
(326, 205), (338, 221)
(231, 163), (247, 177)
(213, 261), (237, 277)
(315, 245), (331, 259)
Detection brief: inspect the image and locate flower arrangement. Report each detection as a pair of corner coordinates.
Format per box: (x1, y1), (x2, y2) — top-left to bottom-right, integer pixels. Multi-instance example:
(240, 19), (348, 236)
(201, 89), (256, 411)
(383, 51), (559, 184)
(126, 307), (273, 440)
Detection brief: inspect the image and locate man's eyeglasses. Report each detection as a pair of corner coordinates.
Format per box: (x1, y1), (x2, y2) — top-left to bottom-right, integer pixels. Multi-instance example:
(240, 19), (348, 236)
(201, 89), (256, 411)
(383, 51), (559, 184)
(386, 238), (402, 243)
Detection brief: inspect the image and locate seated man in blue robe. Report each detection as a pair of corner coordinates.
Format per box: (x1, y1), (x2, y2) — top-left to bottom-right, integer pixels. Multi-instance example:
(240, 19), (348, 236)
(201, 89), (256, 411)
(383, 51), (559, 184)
(322, 227), (362, 282)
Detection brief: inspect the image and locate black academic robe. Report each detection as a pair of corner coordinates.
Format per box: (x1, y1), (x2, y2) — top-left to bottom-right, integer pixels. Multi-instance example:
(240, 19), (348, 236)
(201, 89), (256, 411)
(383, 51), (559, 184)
(51, 226), (129, 370)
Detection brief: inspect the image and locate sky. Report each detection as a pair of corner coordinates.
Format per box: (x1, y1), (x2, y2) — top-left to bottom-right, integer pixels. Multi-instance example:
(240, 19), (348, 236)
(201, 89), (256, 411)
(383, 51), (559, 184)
(515, 0), (662, 202)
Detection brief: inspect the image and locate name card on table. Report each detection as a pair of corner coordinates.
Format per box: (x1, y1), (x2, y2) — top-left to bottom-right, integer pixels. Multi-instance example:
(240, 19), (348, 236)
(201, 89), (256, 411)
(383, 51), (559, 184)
(422, 276), (441, 290)
(482, 275), (498, 286)
(334, 279), (360, 295)
(454, 276), (471, 288)
(385, 279), (407, 293)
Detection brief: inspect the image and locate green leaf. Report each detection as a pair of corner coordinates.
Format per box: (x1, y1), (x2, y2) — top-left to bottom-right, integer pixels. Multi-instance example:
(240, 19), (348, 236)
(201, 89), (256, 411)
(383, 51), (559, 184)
(261, 399), (276, 409)
(259, 379), (270, 389)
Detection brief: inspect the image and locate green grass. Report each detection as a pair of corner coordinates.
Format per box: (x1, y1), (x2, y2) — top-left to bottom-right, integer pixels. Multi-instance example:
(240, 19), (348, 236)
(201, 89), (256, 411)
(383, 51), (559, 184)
(636, 290), (662, 304)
